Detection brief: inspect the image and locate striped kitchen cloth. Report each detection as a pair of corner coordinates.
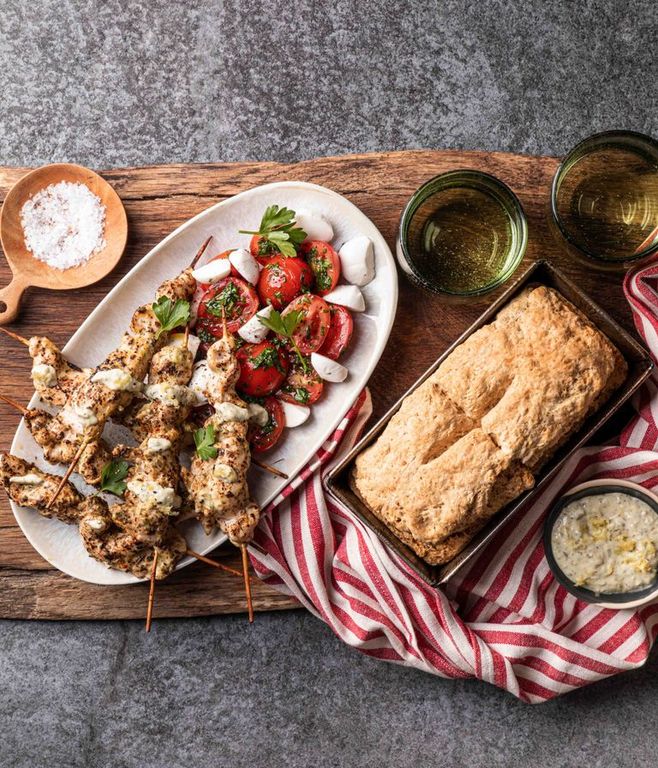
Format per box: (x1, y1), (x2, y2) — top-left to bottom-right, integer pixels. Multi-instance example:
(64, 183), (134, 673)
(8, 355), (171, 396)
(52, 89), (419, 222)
(250, 261), (658, 703)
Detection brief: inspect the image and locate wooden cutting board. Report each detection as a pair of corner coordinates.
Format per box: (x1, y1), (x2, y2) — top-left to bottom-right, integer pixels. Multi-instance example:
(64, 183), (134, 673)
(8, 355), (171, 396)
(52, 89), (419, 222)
(0, 150), (637, 620)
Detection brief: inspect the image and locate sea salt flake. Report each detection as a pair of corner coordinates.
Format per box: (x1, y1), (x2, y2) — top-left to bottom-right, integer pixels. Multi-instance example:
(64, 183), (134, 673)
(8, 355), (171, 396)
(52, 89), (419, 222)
(20, 180), (107, 270)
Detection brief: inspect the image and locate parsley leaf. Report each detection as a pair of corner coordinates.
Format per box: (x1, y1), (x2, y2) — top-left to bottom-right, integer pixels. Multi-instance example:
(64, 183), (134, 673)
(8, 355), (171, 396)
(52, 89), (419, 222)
(152, 296), (191, 339)
(194, 424), (218, 461)
(238, 205), (307, 258)
(259, 308), (308, 372)
(99, 459), (129, 496)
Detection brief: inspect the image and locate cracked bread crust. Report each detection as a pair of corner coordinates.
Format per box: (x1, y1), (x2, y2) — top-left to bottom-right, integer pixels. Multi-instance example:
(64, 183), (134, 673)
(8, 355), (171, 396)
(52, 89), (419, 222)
(352, 429), (534, 551)
(350, 286), (627, 566)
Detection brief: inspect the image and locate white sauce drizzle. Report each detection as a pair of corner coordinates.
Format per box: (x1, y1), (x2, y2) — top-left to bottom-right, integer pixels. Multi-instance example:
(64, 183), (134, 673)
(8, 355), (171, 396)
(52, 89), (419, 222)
(247, 403), (269, 427)
(145, 437), (172, 454)
(31, 363), (57, 387)
(91, 368), (143, 392)
(61, 404), (98, 433)
(214, 402), (250, 423)
(213, 463), (239, 483)
(144, 383), (196, 408)
(9, 473), (43, 485)
(126, 479), (180, 512)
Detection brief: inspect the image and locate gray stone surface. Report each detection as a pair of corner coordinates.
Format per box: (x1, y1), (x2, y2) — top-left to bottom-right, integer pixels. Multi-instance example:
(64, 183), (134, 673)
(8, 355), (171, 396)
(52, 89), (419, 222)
(0, 1), (657, 766)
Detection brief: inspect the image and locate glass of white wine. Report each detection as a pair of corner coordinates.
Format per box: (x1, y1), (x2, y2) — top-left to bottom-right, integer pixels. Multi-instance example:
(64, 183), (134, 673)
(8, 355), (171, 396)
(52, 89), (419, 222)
(551, 130), (658, 270)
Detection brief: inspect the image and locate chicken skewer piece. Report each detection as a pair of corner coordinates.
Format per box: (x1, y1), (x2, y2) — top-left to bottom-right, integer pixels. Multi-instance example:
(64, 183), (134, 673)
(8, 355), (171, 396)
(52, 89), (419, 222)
(0, 327), (91, 406)
(0, 452), (186, 579)
(29, 268), (197, 486)
(15, 237), (211, 488)
(111, 340), (197, 544)
(184, 314), (259, 621)
(0, 453), (242, 582)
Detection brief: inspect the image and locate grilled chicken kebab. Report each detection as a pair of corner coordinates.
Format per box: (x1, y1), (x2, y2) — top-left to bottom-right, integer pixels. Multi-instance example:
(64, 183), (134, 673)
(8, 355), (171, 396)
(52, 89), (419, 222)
(22, 269), (196, 485)
(0, 453), (185, 579)
(184, 326), (261, 546)
(111, 339), (197, 544)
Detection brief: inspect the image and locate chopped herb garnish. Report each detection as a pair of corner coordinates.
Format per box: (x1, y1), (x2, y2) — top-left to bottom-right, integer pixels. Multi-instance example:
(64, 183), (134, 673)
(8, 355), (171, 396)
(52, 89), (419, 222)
(152, 296), (191, 339)
(258, 308), (308, 372)
(239, 205), (307, 258)
(99, 459), (129, 496)
(292, 386), (310, 404)
(206, 281), (240, 317)
(251, 345), (285, 373)
(194, 424), (218, 461)
(306, 245), (332, 291)
(196, 326), (215, 344)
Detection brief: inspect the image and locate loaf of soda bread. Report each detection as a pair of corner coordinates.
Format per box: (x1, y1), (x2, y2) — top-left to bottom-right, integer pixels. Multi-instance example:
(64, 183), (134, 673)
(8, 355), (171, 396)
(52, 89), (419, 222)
(351, 286), (628, 565)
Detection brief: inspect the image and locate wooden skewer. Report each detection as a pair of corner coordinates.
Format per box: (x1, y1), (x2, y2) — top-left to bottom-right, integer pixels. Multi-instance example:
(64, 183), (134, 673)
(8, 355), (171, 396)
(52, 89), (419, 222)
(145, 549), (158, 633)
(190, 235), (213, 269)
(0, 393), (28, 415)
(241, 544), (254, 623)
(45, 437), (91, 511)
(185, 548), (242, 577)
(0, 326), (29, 346)
(252, 457), (289, 479)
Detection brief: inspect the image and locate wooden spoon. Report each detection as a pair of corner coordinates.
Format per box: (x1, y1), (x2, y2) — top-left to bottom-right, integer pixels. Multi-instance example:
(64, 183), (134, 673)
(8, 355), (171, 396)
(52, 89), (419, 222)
(0, 163), (128, 324)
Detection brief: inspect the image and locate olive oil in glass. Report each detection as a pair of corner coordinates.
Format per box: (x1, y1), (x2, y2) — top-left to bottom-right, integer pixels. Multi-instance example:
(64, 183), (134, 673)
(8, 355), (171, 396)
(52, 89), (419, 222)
(397, 171), (527, 298)
(418, 187), (515, 294)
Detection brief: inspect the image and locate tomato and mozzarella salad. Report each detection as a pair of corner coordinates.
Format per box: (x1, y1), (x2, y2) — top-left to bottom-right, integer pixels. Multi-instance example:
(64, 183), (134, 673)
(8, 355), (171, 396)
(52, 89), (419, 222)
(188, 205), (376, 453)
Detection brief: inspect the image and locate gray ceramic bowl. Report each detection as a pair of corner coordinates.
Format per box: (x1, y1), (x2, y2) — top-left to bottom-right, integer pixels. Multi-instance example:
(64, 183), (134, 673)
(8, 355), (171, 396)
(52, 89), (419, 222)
(544, 479), (658, 609)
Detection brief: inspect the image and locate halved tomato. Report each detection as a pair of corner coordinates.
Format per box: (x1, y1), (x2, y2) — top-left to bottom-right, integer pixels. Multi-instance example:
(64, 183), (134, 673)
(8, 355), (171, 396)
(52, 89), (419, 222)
(278, 358), (324, 405)
(249, 396), (285, 452)
(301, 240), (340, 295)
(236, 341), (289, 397)
(281, 294), (331, 355)
(257, 255), (313, 310)
(318, 305), (354, 360)
(249, 235), (280, 264)
(197, 277), (259, 334)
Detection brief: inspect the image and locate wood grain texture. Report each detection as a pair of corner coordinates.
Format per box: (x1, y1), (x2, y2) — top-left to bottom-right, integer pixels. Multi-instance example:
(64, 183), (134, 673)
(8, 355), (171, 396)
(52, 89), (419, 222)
(0, 150), (637, 620)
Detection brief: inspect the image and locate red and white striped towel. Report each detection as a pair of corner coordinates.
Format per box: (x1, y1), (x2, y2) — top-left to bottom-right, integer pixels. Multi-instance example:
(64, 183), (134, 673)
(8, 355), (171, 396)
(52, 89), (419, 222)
(250, 261), (658, 702)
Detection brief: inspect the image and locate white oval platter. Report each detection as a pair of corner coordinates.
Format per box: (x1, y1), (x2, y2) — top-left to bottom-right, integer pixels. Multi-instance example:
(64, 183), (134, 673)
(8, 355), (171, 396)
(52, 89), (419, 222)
(9, 181), (398, 584)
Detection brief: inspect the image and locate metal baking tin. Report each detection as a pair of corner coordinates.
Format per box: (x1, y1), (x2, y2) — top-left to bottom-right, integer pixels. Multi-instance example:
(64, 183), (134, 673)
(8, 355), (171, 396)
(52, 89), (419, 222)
(324, 260), (654, 587)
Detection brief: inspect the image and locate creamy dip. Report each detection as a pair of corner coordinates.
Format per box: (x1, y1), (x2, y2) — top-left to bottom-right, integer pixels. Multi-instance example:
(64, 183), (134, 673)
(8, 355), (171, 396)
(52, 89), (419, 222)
(551, 492), (658, 594)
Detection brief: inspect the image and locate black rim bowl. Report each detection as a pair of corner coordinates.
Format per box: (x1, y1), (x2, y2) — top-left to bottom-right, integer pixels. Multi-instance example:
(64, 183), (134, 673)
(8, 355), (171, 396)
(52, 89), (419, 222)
(543, 484), (658, 604)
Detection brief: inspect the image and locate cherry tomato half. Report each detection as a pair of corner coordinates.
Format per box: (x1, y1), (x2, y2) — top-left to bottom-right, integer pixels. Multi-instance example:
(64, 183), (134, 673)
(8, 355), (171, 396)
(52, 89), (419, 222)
(236, 341), (289, 397)
(278, 358), (324, 405)
(197, 276), (259, 334)
(249, 396), (285, 453)
(318, 305), (354, 360)
(301, 240), (340, 296)
(257, 255), (313, 310)
(250, 235), (281, 265)
(281, 294), (331, 355)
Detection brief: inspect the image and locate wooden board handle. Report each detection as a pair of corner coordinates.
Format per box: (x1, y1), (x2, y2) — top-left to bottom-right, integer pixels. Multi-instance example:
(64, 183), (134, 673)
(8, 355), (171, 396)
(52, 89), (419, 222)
(0, 275), (28, 324)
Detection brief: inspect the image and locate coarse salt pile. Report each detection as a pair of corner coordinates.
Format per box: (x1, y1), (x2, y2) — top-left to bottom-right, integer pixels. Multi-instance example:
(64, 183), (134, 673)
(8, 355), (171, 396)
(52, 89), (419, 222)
(20, 180), (107, 270)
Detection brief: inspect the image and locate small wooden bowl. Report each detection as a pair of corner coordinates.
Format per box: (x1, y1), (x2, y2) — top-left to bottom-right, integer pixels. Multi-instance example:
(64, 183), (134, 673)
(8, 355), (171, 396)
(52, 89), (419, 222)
(0, 163), (128, 324)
